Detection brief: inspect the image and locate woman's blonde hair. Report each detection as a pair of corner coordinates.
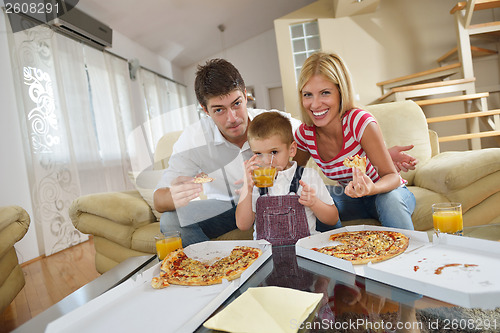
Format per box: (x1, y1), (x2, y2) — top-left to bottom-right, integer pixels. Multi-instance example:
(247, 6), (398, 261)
(297, 52), (356, 126)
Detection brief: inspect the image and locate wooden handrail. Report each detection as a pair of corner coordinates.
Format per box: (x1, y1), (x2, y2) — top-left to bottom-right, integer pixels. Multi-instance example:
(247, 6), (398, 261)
(426, 109), (500, 123)
(439, 130), (500, 143)
(450, 0), (500, 14)
(415, 92), (489, 107)
(376, 63), (461, 87)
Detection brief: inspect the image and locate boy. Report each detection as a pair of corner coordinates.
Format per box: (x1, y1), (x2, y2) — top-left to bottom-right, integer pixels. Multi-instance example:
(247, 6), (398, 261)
(235, 112), (339, 245)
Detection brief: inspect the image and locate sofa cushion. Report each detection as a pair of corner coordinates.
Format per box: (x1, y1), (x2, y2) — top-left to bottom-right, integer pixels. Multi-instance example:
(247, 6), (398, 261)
(93, 236), (151, 273)
(407, 186), (448, 231)
(0, 264), (25, 313)
(0, 206), (30, 258)
(132, 222), (161, 253)
(414, 149), (500, 193)
(69, 191), (154, 229)
(129, 170), (165, 221)
(461, 191), (500, 228)
(445, 171), (500, 212)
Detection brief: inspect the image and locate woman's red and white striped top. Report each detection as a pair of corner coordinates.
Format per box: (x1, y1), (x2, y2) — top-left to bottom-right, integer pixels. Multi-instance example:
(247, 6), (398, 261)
(294, 108), (380, 187)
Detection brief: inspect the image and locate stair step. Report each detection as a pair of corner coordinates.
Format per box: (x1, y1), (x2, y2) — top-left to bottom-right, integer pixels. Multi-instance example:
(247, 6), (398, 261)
(415, 92), (489, 106)
(450, 0), (500, 14)
(426, 108), (500, 123)
(469, 21), (500, 37)
(437, 46), (497, 64)
(378, 78), (476, 102)
(377, 63), (461, 89)
(438, 130), (500, 143)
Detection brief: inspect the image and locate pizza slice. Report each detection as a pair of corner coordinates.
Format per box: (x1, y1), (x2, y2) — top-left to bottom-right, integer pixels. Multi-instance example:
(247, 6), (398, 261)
(151, 276), (170, 289)
(343, 155), (367, 174)
(193, 172), (215, 184)
(153, 246), (262, 288)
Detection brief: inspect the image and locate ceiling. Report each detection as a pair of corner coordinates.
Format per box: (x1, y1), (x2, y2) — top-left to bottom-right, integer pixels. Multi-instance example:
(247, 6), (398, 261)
(76, 0), (318, 69)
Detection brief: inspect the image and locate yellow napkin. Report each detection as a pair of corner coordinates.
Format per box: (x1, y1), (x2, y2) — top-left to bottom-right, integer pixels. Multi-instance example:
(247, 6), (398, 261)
(203, 286), (323, 333)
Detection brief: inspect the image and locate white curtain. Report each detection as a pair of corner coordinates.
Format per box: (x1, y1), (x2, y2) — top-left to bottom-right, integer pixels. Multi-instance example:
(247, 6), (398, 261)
(135, 68), (199, 172)
(5, 14), (193, 255)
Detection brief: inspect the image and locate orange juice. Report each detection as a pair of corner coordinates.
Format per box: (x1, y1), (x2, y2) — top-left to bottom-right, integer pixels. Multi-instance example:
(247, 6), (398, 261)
(155, 237), (182, 260)
(253, 167), (277, 188)
(433, 211), (463, 234)
(432, 202), (463, 235)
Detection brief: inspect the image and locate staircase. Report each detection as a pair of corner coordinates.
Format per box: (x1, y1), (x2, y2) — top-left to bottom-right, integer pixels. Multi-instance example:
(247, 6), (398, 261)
(375, 0), (500, 151)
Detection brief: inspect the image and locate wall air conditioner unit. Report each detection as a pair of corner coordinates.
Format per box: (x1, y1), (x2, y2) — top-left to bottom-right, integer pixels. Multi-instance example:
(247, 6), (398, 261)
(51, 7), (112, 49)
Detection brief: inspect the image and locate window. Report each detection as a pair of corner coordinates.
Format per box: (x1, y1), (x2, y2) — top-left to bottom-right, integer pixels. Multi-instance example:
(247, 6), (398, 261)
(290, 21), (321, 81)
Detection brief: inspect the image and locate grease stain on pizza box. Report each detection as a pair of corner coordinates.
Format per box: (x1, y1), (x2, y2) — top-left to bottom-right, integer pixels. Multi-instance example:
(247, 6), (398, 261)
(295, 225), (429, 276)
(365, 233), (500, 309)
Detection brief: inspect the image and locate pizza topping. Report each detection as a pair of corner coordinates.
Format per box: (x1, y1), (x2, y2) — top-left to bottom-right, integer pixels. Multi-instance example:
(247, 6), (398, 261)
(343, 155), (367, 174)
(153, 246), (262, 288)
(193, 172), (215, 183)
(151, 276), (170, 289)
(313, 230), (409, 265)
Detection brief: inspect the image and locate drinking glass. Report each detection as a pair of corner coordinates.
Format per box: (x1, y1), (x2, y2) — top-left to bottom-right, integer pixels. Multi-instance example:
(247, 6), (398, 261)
(154, 231), (182, 260)
(432, 202), (463, 236)
(252, 154), (277, 188)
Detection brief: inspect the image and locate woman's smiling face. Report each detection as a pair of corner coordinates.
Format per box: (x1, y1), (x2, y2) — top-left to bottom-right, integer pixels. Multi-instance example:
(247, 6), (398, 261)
(301, 74), (341, 128)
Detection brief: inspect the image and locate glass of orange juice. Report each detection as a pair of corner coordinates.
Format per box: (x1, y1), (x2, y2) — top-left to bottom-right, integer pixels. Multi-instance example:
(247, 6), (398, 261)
(154, 231), (182, 260)
(432, 202), (463, 236)
(252, 154), (277, 188)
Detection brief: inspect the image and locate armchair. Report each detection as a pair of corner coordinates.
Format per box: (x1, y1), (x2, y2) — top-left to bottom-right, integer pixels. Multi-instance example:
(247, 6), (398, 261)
(70, 101), (500, 273)
(0, 205), (30, 313)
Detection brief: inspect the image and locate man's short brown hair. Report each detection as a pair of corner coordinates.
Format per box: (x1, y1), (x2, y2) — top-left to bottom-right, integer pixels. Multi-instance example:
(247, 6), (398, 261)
(248, 112), (294, 146)
(194, 59), (246, 109)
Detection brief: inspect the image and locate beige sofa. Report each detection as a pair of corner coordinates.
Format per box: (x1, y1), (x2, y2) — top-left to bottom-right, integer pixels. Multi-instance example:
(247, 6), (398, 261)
(0, 205), (30, 313)
(70, 101), (500, 273)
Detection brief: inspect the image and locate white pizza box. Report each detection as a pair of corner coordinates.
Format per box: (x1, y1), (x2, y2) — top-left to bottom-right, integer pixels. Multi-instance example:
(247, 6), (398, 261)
(365, 233), (500, 309)
(45, 240), (272, 333)
(295, 225), (429, 276)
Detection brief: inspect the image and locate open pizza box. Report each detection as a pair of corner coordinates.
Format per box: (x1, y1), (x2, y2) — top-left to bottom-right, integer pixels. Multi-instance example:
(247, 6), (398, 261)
(45, 240), (272, 333)
(297, 225), (500, 309)
(295, 225), (429, 277)
(365, 233), (500, 309)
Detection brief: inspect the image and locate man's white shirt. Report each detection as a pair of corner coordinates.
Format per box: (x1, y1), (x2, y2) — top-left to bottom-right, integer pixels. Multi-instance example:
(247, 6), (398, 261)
(155, 109), (302, 202)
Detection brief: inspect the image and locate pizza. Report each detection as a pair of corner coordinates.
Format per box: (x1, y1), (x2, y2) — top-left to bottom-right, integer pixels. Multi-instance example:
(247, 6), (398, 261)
(151, 276), (170, 289)
(312, 230), (409, 265)
(343, 155), (367, 173)
(193, 172), (214, 183)
(151, 246), (262, 288)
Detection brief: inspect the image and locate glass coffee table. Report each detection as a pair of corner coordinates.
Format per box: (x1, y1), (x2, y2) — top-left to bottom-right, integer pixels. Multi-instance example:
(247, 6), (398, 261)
(12, 255), (158, 333)
(15, 225), (500, 332)
(196, 244), (500, 332)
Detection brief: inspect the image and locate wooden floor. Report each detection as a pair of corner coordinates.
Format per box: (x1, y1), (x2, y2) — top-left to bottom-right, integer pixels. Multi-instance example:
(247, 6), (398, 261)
(0, 238), (100, 333)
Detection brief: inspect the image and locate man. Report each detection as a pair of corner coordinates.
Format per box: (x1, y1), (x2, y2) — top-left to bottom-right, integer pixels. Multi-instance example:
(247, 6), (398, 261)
(153, 59), (299, 246)
(154, 58), (417, 246)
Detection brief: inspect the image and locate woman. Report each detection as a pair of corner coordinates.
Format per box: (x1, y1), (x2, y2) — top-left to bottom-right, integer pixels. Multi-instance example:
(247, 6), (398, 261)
(293, 52), (415, 230)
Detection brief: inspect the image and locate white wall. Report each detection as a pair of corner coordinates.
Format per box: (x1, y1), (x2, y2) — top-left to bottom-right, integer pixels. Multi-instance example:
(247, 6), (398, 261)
(276, 0), (500, 151)
(0, 14), (183, 263)
(182, 29), (283, 112)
